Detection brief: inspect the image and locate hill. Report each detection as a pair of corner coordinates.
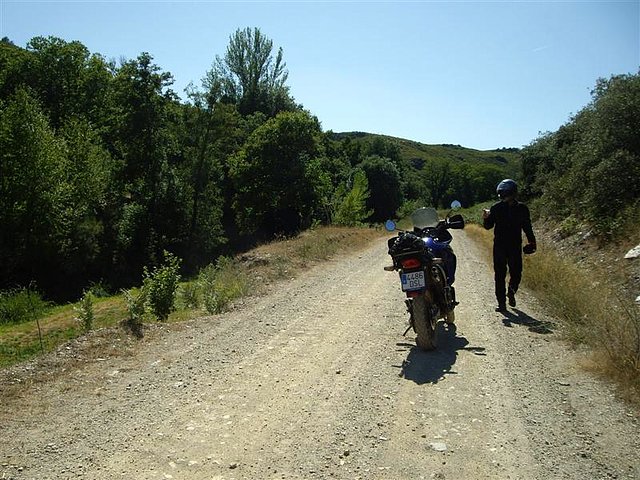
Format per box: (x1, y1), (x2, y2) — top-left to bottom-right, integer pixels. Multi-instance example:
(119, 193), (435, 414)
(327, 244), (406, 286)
(330, 131), (521, 174)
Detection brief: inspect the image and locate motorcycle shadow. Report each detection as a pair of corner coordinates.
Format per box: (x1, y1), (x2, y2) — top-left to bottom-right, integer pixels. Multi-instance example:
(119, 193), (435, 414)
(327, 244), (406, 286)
(395, 323), (486, 385)
(500, 308), (555, 334)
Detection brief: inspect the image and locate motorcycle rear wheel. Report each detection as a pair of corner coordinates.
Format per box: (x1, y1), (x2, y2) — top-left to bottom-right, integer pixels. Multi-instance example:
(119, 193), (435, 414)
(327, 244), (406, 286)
(412, 295), (436, 350)
(444, 308), (455, 324)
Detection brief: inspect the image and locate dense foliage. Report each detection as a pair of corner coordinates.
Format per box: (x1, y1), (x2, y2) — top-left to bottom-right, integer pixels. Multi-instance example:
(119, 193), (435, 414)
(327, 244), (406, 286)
(520, 72), (640, 235)
(0, 31), (514, 301)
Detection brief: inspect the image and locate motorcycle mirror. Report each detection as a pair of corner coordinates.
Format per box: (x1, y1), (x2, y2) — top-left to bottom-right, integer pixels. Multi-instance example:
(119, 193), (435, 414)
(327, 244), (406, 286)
(450, 200), (462, 210)
(384, 220), (396, 232)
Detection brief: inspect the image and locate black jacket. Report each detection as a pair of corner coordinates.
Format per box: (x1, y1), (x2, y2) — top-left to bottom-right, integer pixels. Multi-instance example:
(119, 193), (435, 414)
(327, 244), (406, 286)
(483, 200), (535, 247)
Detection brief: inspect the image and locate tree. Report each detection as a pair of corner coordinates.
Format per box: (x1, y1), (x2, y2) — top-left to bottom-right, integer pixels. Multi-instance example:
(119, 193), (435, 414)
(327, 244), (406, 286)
(365, 136), (401, 165)
(333, 170), (373, 226)
(449, 162), (505, 206)
(307, 151), (351, 224)
(0, 88), (67, 293)
(228, 111), (323, 235)
(56, 117), (114, 282)
(520, 71), (640, 234)
(176, 94), (242, 267)
(24, 36), (107, 129)
(419, 159), (452, 208)
(204, 27), (296, 116)
(0, 40), (32, 101)
(359, 155), (403, 221)
(107, 53), (186, 275)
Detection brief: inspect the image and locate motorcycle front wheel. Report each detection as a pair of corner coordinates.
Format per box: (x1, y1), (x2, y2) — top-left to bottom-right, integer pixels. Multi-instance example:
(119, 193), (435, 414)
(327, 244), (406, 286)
(412, 294), (436, 350)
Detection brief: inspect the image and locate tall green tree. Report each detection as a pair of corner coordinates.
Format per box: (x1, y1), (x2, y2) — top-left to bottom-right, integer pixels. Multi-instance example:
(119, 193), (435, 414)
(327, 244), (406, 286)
(359, 155), (403, 221)
(419, 159), (452, 208)
(205, 27), (296, 116)
(177, 88), (244, 266)
(449, 162), (505, 206)
(0, 88), (67, 292)
(107, 53), (185, 275)
(228, 111), (323, 235)
(365, 136), (402, 166)
(21, 36), (112, 129)
(56, 117), (114, 280)
(0, 39), (32, 101)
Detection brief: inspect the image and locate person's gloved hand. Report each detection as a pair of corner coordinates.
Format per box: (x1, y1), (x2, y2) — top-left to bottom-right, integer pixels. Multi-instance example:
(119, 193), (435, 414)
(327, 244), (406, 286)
(523, 242), (537, 254)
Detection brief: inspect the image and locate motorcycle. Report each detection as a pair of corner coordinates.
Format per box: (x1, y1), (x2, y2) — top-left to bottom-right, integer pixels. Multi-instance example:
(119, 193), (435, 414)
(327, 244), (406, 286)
(384, 202), (465, 350)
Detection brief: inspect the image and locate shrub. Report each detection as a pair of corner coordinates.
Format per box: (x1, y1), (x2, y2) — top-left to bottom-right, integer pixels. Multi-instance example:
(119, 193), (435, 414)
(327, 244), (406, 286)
(180, 282), (200, 309)
(74, 290), (95, 332)
(199, 257), (250, 314)
(0, 288), (48, 325)
(87, 281), (111, 298)
(122, 288), (146, 338)
(143, 251), (182, 321)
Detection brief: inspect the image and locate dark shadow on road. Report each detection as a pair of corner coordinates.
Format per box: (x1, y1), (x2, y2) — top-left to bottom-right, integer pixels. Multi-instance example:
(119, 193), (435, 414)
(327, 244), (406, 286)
(498, 308), (555, 334)
(394, 322), (486, 385)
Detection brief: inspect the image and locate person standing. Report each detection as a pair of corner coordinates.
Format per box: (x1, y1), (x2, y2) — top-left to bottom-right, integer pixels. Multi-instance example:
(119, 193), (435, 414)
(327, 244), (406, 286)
(482, 179), (537, 312)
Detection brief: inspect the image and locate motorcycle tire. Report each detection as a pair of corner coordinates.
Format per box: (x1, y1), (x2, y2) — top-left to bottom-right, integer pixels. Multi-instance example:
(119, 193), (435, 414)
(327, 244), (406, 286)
(412, 295), (436, 350)
(444, 308), (455, 324)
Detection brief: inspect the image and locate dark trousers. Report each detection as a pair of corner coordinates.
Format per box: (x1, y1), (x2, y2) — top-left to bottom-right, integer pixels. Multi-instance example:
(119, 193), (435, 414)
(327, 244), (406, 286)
(493, 243), (522, 305)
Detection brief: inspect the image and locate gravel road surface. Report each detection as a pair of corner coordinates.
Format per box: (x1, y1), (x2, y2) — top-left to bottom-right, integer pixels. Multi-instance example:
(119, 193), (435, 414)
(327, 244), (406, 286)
(1, 230), (638, 479)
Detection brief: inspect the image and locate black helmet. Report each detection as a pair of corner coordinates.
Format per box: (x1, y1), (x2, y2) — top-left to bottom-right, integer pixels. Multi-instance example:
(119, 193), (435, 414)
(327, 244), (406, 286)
(497, 179), (517, 199)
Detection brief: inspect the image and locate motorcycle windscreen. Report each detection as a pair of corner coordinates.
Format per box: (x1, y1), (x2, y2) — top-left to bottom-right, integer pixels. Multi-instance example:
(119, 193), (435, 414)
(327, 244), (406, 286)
(411, 207), (439, 229)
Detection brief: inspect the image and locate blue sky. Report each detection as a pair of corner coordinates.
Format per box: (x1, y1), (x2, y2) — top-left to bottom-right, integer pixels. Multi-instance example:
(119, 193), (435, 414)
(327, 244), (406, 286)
(1, 1), (638, 150)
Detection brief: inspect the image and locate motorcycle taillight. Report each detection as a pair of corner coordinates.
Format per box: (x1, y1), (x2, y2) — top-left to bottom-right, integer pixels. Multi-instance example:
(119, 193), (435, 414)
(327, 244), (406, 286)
(401, 258), (421, 269)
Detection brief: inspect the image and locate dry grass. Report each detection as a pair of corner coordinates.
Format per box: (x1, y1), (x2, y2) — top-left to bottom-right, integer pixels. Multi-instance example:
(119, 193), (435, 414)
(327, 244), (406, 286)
(252, 225), (385, 274)
(466, 223), (640, 405)
(0, 226), (386, 368)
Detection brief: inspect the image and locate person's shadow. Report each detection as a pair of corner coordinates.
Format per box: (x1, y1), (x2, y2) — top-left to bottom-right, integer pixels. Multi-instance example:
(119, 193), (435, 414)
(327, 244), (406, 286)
(499, 308), (555, 334)
(394, 322), (485, 384)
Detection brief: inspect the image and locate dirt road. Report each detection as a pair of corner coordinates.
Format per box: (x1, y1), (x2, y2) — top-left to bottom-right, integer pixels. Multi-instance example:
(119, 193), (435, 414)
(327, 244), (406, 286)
(1, 231), (639, 480)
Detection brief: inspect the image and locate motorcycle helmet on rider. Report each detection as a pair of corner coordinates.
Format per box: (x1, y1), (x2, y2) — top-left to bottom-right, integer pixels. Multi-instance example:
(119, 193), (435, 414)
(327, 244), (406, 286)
(496, 179), (517, 200)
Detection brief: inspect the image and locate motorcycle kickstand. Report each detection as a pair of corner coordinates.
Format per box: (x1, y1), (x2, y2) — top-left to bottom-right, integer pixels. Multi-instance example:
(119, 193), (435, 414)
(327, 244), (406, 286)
(403, 299), (413, 336)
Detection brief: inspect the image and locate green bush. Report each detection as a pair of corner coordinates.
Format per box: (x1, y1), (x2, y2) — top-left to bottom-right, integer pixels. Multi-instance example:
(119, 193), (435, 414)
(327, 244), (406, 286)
(143, 251), (182, 321)
(180, 282), (200, 309)
(0, 288), (48, 325)
(122, 288), (146, 337)
(87, 281), (111, 298)
(74, 290), (95, 331)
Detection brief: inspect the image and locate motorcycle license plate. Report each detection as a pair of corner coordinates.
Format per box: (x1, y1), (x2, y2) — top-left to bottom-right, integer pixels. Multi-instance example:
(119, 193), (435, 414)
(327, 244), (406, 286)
(401, 271), (425, 291)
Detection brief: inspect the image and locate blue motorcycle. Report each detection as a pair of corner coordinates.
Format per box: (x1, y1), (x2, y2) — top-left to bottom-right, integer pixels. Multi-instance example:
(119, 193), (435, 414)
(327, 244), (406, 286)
(385, 203), (464, 350)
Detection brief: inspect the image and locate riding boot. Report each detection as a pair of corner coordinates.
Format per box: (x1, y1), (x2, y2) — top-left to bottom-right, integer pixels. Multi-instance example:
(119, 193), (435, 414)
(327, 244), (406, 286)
(507, 286), (516, 307)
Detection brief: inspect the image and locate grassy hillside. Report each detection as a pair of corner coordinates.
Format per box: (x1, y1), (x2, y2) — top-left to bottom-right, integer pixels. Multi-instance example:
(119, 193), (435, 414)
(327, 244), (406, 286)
(331, 131), (521, 174)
